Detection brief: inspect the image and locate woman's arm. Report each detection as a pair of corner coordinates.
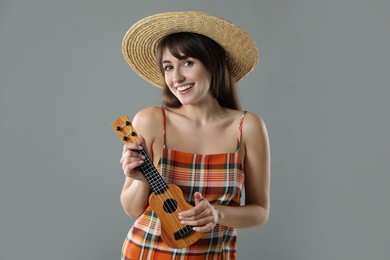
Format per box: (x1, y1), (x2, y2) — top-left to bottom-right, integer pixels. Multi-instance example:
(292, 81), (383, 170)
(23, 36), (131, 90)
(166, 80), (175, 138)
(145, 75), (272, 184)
(119, 107), (163, 219)
(179, 112), (270, 231)
(226, 112), (271, 227)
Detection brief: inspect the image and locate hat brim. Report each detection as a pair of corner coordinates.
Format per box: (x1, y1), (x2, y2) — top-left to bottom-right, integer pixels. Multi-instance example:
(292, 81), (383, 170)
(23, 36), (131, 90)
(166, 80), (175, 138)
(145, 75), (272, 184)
(122, 11), (259, 88)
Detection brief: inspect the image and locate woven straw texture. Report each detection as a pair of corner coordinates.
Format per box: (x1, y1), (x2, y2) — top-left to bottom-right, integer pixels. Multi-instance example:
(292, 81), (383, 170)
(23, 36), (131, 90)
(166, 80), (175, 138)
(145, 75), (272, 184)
(122, 11), (259, 88)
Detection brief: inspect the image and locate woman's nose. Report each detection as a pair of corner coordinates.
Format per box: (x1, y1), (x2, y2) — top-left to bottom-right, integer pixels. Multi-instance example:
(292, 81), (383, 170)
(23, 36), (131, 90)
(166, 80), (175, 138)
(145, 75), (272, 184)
(173, 68), (185, 83)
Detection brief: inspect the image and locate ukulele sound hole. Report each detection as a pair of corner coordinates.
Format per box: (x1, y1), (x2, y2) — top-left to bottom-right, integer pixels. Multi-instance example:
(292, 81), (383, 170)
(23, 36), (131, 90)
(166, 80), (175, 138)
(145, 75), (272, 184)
(163, 198), (178, 213)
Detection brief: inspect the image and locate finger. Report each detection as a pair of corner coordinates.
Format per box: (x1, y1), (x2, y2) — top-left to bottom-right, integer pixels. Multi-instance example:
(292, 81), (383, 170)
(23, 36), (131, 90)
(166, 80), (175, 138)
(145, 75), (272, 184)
(180, 211), (213, 226)
(138, 135), (145, 146)
(179, 203), (207, 218)
(122, 143), (139, 154)
(122, 156), (144, 169)
(127, 150), (146, 159)
(182, 216), (215, 230)
(122, 143), (143, 155)
(193, 192), (204, 205)
(120, 152), (143, 165)
(180, 209), (209, 222)
(179, 192), (205, 217)
(123, 160), (144, 176)
(193, 223), (215, 233)
(122, 155), (144, 167)
(137, 135), (151, 156)
(120, 149), (145, 164)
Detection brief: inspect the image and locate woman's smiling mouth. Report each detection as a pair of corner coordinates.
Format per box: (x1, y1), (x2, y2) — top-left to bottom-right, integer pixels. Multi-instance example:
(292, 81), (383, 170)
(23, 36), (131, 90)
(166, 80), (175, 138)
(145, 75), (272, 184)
(176, 84), (194, 93)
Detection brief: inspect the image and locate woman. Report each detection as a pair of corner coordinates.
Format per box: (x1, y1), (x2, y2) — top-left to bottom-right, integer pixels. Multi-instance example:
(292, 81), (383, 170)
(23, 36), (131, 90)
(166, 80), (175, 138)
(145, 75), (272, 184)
(119, 11), (270, 259)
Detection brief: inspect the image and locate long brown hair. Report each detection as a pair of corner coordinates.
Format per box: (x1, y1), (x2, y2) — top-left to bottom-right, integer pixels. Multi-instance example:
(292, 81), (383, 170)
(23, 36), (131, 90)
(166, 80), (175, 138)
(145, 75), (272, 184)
(156, 32), (241, 110)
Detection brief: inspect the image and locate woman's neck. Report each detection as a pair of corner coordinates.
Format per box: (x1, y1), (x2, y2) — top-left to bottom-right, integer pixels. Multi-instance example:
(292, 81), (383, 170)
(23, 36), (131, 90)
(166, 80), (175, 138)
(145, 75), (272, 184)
(178, 100), (227, 126)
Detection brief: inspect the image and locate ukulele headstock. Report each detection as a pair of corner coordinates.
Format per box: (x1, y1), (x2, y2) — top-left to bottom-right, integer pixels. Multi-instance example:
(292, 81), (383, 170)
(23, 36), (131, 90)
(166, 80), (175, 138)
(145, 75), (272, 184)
(111, 116), (139, 144)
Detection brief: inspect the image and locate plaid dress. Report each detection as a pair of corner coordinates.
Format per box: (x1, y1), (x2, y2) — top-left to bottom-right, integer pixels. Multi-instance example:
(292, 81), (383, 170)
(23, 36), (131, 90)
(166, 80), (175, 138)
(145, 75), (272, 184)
(121, 109), (247, 260)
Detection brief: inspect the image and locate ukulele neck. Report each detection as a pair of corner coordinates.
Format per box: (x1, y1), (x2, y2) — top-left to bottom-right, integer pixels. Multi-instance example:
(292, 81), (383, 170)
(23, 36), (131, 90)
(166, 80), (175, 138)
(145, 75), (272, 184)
(137, 149), (167, 195)
(111, 116), (168, 195)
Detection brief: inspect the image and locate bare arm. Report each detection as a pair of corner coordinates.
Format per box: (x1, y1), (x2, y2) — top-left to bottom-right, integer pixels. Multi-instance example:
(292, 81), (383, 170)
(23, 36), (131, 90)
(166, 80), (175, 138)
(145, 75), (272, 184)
(219, 112), (271, 227)
(119, 107), (163, 219)
(120, 172), (150, 219)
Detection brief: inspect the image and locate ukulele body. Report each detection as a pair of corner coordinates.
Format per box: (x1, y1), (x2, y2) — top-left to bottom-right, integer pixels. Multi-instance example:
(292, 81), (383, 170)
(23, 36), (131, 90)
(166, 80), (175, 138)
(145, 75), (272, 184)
(149, 184), (203, 248)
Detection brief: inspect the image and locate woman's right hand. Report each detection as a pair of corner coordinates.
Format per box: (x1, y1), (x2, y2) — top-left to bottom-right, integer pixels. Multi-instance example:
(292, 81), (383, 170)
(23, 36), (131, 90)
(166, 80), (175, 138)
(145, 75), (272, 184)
(119, 136), (147, 183)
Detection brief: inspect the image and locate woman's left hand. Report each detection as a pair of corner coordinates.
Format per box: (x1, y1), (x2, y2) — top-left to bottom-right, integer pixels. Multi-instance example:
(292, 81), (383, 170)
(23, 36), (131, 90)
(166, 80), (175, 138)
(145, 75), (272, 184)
(178, 192), (219, 232)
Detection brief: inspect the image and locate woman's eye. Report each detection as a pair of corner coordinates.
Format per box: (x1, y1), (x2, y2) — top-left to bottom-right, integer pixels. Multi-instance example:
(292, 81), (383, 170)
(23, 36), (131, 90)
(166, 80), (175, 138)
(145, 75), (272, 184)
(164, 66), (173, 71)
(184, 60), (193, 66)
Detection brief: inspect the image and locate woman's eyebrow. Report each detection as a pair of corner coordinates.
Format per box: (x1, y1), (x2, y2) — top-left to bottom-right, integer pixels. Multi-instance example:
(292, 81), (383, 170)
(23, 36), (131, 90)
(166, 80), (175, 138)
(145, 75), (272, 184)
(162, 55), (188, 64)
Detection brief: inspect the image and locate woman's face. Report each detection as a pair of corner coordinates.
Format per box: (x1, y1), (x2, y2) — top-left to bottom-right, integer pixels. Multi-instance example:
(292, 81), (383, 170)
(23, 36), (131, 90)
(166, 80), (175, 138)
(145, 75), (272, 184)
(162, 47), (212, 106)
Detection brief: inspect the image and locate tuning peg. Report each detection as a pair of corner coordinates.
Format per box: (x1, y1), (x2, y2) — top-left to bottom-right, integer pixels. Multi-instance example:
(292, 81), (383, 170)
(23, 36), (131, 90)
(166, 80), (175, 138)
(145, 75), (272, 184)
(131, 131), (137, 136)
(123, 136), (129, 141)
(116, 126), (122, 131)
(126, 121), (131, 126)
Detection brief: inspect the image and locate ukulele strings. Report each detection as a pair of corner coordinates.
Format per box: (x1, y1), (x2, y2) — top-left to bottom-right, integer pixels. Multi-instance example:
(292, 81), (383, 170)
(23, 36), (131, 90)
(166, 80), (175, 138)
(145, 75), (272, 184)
(117, 121), (187, 238)
(138, 149), (188, 237)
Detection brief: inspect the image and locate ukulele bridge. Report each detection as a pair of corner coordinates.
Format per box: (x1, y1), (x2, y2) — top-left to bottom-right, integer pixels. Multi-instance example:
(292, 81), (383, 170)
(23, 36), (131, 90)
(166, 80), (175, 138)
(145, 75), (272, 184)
(174, 225), (195, 240)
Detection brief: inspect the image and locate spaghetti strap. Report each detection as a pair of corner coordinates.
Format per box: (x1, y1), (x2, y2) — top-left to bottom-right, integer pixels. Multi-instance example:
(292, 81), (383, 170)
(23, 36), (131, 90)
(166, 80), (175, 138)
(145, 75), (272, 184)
(159, 106), (167, 148)
(236, 111), (247, 151)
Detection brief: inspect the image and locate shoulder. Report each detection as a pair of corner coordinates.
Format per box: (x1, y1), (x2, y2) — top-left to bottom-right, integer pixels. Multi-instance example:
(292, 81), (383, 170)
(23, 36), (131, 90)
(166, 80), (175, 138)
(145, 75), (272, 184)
(242, 111), (269, 148)
(243, 112), (267, 130)
(132, 106), (163, 125)
(132, 106), (164, 140)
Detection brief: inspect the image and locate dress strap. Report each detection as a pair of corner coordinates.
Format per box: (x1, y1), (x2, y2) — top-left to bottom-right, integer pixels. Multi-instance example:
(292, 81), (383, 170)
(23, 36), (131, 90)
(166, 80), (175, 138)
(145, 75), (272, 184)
(159, 106), (167, 148)
(236, 111), (247, 151)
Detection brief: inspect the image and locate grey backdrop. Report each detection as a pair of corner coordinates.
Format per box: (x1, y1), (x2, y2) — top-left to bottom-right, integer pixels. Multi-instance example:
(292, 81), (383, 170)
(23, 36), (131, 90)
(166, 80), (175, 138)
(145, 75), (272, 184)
(1, 0), (389, 259)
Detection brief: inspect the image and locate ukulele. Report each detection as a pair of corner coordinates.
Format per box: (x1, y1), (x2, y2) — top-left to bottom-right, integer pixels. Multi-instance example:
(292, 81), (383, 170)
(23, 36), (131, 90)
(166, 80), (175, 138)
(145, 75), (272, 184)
(112, 116), (202, 249)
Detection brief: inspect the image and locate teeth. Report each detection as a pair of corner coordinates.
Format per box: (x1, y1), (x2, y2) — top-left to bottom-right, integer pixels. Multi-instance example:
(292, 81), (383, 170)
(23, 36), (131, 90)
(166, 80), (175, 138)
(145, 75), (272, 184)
(177, 84), (193, 91)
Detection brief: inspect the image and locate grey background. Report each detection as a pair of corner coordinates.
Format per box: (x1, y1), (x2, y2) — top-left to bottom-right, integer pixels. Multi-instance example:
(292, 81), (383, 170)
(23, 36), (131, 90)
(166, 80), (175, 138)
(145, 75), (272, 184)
(1, 0), (389, 259)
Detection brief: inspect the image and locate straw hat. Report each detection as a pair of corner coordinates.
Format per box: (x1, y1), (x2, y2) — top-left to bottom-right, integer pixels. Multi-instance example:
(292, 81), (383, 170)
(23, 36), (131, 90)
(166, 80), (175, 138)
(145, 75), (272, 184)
(122, 11), (259, 88)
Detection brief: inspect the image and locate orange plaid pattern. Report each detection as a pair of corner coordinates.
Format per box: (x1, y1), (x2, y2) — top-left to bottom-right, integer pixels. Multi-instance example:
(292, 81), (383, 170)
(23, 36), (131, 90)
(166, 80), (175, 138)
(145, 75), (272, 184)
(121, 110), (246, 259)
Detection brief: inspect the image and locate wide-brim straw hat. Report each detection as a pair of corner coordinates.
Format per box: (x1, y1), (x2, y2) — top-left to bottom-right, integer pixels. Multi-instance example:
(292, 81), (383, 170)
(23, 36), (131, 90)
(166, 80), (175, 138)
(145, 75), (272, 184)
(122, 11), (259, 88)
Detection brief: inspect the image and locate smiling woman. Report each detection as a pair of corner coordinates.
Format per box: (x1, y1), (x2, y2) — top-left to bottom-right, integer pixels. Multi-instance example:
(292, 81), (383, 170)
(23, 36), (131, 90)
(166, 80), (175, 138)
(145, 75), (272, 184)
(118, 11), (270, 259)
(157, 32), (236, 109)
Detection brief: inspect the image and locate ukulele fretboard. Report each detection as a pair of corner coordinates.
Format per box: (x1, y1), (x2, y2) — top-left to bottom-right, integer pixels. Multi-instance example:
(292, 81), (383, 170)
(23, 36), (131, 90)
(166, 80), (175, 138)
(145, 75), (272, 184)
(137, 149), (167, 194)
